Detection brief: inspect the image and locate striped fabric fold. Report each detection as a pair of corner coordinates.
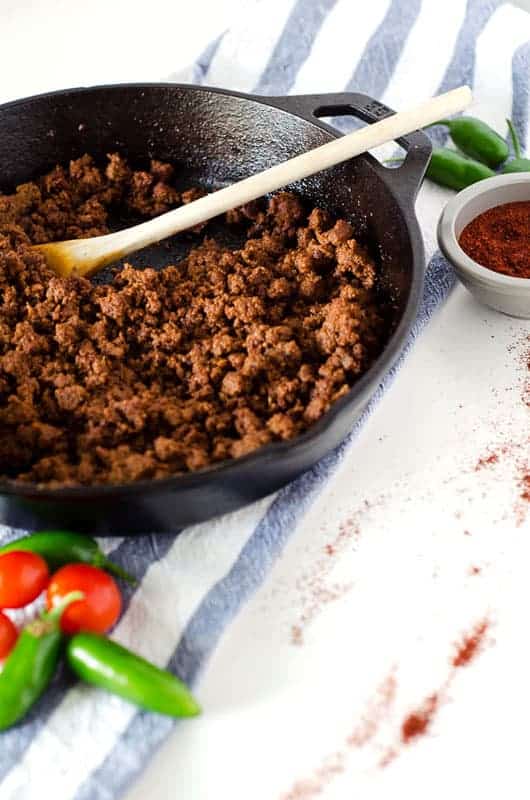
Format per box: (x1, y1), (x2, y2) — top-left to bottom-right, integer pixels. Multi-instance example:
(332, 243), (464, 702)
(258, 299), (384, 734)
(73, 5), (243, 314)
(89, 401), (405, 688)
(1, 2), (529, 798)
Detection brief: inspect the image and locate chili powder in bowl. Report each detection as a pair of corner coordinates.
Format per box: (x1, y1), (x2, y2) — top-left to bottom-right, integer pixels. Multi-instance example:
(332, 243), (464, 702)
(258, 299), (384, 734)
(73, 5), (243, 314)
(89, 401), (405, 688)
(438, 173), (530, 318)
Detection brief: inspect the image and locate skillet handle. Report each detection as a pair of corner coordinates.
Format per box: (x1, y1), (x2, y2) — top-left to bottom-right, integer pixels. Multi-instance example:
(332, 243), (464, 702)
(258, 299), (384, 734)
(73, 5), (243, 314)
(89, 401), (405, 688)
(265, 92), (432, 204)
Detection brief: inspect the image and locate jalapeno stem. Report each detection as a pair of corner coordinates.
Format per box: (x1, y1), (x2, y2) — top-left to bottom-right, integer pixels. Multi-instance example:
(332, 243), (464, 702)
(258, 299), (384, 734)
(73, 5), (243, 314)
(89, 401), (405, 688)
(98, 558), (137, 585)
(506, 119), (522, 159)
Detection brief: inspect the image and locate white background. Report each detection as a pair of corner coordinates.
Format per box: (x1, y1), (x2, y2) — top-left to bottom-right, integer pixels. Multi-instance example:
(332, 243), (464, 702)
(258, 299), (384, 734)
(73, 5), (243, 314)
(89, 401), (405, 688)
(0, 2), (529, 799)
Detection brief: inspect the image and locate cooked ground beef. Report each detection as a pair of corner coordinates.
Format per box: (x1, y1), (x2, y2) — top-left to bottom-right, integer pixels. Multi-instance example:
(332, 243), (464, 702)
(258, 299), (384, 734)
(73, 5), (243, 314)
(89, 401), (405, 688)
(0, 153), (386, 487)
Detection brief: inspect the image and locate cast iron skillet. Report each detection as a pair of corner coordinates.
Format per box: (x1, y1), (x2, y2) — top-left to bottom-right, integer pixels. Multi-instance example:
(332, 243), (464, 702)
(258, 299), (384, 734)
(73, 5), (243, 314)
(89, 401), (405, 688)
(0, 84), (431, 534)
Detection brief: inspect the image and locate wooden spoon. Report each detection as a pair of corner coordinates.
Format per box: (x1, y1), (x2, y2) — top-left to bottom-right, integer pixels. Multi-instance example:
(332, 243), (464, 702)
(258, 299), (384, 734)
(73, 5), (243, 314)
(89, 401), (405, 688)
(34, 86), (471, 278)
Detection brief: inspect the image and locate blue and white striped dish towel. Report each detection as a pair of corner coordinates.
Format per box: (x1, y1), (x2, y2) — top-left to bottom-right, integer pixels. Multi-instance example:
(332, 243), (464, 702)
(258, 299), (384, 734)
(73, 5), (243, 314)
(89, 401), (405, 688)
(1, 1), (530, 797)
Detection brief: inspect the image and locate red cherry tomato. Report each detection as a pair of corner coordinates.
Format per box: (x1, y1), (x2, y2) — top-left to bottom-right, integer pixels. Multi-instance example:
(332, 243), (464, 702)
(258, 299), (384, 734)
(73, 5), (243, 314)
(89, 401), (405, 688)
(46, 564), (122, 635)
(0, 611), (17, 660)
(0, 551), (49, 609)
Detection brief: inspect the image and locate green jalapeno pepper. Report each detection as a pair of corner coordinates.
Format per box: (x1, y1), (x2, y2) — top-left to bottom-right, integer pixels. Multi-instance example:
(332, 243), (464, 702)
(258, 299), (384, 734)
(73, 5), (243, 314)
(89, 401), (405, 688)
(502, 120), (530, 173)
(67, 633), (201, 718)
(0, 531), (136, 584)
(429, 117), (509, 168)
(426, 148), (495, 190)
(0, 591), (82, 731)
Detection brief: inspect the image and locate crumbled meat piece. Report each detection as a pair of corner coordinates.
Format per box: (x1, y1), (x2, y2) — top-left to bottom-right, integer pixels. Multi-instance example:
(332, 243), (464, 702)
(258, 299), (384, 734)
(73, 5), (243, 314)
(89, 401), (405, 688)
(0, 153), (386, 486)
(55, 384), (86, 411)
(150, 159), (174, 183)
(267, 277), (292, 299)
(181, 187), (206, 205)
(308, 208), (332, 232)
(267, 192), (304, 233)
(153, 436), (183, 463)
(335, 239), (377, 288)
(221, 371), (250, 397)
(267, 412), (297, 439)
(231, 430), (272, 459)
(105, 153), (131, 185)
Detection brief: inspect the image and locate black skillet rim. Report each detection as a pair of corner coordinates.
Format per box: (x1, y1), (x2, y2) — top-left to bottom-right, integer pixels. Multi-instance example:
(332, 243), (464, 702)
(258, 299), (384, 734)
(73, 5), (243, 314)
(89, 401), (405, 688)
(0, 82), (426, 499)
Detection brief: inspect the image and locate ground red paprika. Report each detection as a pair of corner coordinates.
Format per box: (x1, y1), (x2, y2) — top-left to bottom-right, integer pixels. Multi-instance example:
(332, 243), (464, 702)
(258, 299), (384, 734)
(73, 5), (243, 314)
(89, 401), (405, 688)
(401, 694), (439, 743)
(459, 201), (530, 279)
(452, 620), (489, 667)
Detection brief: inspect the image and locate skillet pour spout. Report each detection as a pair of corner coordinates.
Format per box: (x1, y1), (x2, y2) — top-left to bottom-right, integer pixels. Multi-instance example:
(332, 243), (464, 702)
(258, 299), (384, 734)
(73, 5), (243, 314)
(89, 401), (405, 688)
(0, 84), (431, 534)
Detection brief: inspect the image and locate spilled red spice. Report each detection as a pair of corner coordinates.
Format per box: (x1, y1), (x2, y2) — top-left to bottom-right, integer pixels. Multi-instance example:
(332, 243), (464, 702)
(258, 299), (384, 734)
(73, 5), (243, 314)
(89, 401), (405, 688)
(288, 503), (379, 646)
(281, 755), (345, 800)
(290, 581), (352, 646)
(280, 673), (396, 799)
(347, 673), (397, 748)
(284, 616), (491, 795)
(471, 335), (529, 526)
(459, 201), (530, 279)
(474, 452), (499, 470)
(401, 694), (438, 743)
(400, 619), (490, 748)
(379, 748), (397, 768)
(453, 620), (489, 667)
(291, 625), (303, 646)
(516, 469), (530, 526)
(472, 440), (530, 527)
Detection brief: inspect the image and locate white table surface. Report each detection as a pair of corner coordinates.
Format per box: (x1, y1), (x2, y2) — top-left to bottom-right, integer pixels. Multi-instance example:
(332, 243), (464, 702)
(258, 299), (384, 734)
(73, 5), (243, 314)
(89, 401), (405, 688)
(127, 287), (529, 800)
(0, 2), (529, 799)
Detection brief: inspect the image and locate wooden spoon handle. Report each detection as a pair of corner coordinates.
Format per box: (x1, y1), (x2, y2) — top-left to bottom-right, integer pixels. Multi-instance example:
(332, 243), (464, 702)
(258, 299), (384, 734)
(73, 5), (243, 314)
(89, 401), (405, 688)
(108, 86), (472, 257)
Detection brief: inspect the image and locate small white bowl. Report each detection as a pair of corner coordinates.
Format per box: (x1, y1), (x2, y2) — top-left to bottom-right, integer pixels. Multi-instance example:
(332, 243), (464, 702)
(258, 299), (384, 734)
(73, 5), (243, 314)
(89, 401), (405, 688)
(437, 172), (530, 318)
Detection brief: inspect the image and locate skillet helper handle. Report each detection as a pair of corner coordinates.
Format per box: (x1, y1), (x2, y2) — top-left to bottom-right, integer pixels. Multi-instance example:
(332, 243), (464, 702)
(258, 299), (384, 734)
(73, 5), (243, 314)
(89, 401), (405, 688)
(268, 92), (434, 204)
